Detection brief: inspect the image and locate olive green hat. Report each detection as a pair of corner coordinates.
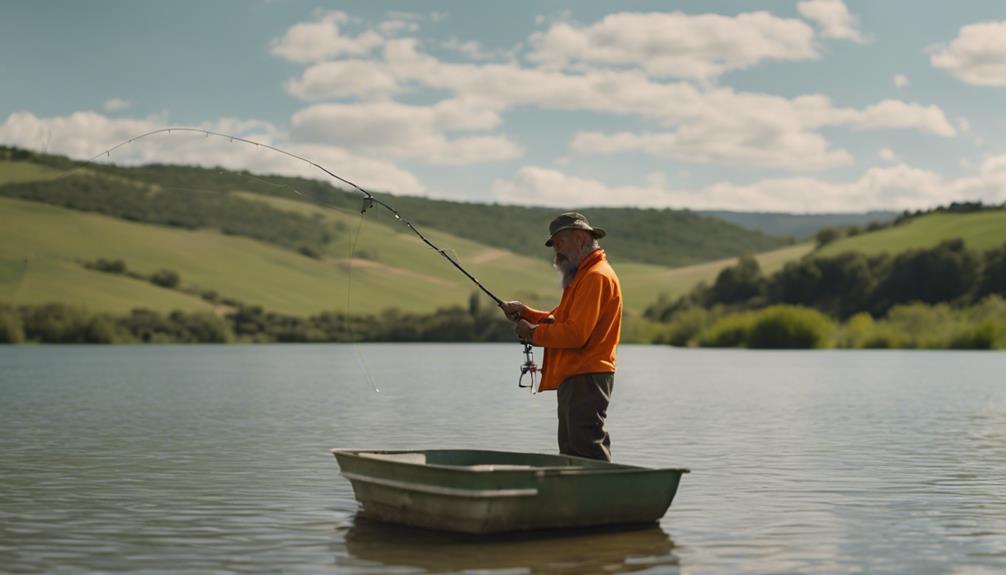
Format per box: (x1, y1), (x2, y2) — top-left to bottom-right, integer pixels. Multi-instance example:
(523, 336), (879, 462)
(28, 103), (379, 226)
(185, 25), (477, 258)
(545, 212), (606, 247)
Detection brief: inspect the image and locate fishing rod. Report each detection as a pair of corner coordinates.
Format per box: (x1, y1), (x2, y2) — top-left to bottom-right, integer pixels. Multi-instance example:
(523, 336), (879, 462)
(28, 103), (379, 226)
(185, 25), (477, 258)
(84, 127), (540, 391)
(86, 127), (505, 306)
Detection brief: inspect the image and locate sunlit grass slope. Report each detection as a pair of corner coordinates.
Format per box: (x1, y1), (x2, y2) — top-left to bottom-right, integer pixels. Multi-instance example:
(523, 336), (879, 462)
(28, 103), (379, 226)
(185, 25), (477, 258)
(0, 160), (66, 185)
(1, 196), (568, 315)
(618, 242), (815, 304)
(818, 211), (1006, 257)
(0, 255), (216, 315)
(234, 192), (816, 313)
(1, 193), (810, 317)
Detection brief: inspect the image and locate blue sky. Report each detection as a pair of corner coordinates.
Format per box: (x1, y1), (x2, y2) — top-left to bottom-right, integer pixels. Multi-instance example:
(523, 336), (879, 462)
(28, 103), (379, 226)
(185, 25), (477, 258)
(3, 0), (1006, 212)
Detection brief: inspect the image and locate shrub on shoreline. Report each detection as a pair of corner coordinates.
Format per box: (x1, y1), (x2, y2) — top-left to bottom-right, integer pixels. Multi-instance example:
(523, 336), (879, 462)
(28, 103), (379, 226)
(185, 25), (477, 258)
(3, 296), (1005, 349)
(654, 296), (1006, 350)
(0, 305), (24, 343)
(695, 306), (834, 349)
(697, 312), (756, 348)
(747, 306), (834, 349)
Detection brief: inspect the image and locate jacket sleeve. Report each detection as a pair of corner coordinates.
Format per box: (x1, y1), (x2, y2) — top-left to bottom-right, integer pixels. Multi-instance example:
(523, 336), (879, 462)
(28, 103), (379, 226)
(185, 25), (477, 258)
(522, 305), (555, 324)
(531, 273), (605, 349)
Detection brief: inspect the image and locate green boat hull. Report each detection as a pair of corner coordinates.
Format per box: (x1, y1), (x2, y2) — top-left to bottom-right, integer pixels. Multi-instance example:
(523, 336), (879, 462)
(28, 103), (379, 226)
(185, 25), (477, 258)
(332, 449), (689, 534)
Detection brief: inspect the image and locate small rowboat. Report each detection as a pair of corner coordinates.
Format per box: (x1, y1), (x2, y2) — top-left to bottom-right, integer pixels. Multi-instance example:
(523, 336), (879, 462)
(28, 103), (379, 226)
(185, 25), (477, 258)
(332, 449), (689, 534)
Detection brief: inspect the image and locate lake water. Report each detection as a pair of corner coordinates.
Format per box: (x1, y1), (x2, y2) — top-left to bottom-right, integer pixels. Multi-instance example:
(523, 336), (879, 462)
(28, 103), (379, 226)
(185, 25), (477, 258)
(1, 344), (1004, 574)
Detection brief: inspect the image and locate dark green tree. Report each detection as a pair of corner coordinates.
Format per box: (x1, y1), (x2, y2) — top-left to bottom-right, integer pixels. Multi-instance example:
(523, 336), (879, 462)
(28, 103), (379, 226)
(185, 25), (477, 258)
(711, 255), (764, 305)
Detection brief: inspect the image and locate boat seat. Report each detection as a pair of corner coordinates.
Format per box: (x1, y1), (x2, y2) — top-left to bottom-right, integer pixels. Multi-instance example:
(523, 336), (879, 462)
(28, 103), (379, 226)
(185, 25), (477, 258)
(464, 464), (536, 471)
(359, 452), (427, 464)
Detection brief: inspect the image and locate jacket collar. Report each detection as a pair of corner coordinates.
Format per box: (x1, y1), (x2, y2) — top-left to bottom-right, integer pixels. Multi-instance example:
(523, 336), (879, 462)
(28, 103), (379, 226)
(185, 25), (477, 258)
(577, 248), (605, 273)
(564, 249), (605, 292)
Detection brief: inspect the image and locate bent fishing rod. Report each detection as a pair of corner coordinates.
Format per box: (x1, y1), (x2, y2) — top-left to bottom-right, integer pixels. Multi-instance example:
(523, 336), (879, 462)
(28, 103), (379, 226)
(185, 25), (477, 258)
(85, 127), (541, 391)
(87, 127), (504, 306)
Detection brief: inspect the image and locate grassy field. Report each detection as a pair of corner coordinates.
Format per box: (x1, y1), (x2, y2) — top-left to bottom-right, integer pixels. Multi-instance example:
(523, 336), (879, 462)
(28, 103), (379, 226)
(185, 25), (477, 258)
(1, 194), (813, 317)
(818, 211), (1006, 256)
(0, 197), (560, 315)
(234, 192), (815, 312)
(0, 255), (216, 315)
(0, 153), (822, 318)
(0, 160), (66, 185)
(617, 242), (814, 305)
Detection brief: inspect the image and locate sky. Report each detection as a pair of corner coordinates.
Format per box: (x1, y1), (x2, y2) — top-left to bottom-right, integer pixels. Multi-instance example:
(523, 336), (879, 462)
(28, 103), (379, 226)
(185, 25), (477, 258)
(3, 0), (1006, 213)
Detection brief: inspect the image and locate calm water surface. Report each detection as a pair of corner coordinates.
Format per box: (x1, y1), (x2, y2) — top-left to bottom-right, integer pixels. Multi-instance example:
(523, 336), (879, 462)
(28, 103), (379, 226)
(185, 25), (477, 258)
(1, 344), (1004, 574)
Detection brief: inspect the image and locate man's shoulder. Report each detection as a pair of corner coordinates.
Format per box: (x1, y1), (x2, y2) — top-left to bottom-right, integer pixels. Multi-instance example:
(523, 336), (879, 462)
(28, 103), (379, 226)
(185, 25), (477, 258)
(581, 260), (621, 287)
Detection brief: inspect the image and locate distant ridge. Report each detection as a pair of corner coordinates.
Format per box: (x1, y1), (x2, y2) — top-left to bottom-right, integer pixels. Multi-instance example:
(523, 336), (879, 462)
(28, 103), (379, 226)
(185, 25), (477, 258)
(697, 210), (897, 240)
(1, 146), (788, 268)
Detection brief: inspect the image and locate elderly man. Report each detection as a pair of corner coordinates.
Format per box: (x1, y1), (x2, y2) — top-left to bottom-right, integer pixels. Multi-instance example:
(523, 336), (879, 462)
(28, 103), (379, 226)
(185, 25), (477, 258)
(500, 212), (622, 461)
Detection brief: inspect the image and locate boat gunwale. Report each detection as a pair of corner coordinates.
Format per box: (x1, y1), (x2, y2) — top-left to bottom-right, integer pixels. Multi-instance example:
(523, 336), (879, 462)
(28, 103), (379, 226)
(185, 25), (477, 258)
(332, 448), (691, 476)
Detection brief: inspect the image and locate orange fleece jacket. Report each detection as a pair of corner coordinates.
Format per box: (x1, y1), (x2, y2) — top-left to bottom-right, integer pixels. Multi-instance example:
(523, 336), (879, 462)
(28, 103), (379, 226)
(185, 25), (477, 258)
(522, 249), (622, 392)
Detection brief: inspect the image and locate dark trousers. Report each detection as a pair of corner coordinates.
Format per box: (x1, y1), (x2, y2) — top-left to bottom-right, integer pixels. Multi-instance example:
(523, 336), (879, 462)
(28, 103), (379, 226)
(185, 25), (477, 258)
(557, 372), (614, 462)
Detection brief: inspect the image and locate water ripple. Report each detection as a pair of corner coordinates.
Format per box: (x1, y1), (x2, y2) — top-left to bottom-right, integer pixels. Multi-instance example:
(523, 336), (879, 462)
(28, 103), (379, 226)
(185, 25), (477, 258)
(0, 345), (1004, 573)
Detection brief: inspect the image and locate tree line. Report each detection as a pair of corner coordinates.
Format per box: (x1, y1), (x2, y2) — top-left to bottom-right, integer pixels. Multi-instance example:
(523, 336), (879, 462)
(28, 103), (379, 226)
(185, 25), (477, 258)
(0, 292), (515, 344)
(636, 239), (1006, 349)
(646, 239), (1006, 321)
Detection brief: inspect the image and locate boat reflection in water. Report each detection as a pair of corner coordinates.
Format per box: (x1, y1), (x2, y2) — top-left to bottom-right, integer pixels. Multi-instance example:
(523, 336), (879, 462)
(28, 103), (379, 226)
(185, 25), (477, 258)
(338, 515), (679, 574)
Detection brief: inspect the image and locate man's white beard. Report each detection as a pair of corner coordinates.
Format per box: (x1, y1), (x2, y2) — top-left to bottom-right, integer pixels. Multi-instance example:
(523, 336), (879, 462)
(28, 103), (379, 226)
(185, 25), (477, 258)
(553, 253), (579, 289)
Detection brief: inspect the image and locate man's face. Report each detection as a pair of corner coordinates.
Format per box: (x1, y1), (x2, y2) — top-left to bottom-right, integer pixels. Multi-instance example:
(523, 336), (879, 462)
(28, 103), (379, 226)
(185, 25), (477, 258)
(551, 230), (580, 262)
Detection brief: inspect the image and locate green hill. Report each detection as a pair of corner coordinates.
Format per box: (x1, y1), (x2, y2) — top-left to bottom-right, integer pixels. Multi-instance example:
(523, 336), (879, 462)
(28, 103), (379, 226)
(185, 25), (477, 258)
(0, 193), (814, 318)
(0, 146), (789, 268)
(360, 197), (790, 267)
(0, 146), (815, 319)
(0, 196), (555, 316)
(699, 210), (896, 239)
(818, 210), (1006, 256)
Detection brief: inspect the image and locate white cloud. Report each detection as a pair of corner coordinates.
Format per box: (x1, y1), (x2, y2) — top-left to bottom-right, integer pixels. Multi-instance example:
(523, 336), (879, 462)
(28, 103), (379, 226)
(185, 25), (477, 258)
(289, 101), (521, 165)
(570, 129), (852, 170)
(931, 20), (1006, 86)
(528, 11), (817, 80)
(493, 166), (677, 208)
(893, 74), (909, 88)
(442, 37), (516, 62)
(879, 148), (897, 162)
(492, 161), (1006, 212)
(0, 111), (425, 195)
(285, 60), (401, 100)
(797, 0), (866, 43)
(853, 100), (955, 136)
(378, 18), (419, 36)
(103, 98), (132, 112)
(269, 11), (384, 63)
(567, 95), (952, 169)
(276, 12), (955, 172)
(323, 43), (947, 128)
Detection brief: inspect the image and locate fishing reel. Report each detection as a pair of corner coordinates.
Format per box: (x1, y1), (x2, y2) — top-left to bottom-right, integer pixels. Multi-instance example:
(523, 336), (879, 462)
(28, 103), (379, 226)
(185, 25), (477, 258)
(518, 343), (540, 394)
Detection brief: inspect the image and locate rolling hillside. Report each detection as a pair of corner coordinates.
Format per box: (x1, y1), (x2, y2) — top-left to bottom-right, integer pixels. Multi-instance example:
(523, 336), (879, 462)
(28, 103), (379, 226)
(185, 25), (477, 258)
(699, 210), (896, 239)
(0, 196), (553, 316)
(0, 194), (815, 317)
(0, 147), (839, 319)
(817, 210), (1006, 257)
(0, 146), (791, 268)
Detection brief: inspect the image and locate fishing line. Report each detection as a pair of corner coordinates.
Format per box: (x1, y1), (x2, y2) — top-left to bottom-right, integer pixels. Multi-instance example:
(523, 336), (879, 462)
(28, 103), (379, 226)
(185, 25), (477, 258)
(344, 206), (380, 393)
(73, 127), (530, 390)
(84, 132), (383, 393)
(82, 128), (505, 305)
